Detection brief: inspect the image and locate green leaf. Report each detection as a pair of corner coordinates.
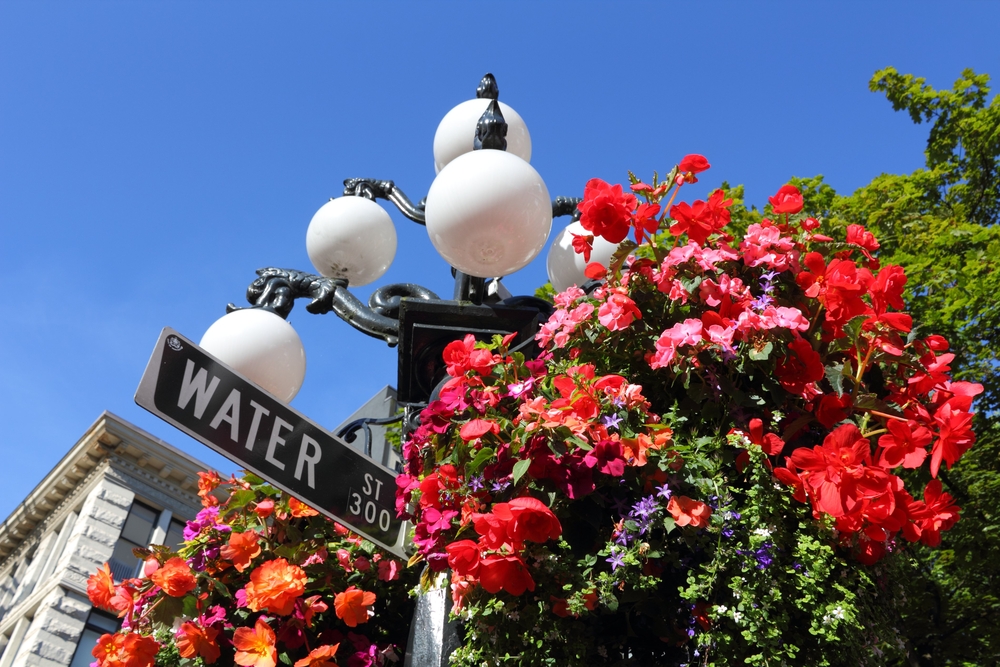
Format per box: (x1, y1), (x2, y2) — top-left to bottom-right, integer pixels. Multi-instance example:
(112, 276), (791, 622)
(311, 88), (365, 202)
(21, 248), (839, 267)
(468, 447), (496, 475)
(512, 459), (531, 485)
(748, 341), (773, 361)
(149, 595), (184, 625)
(825, 362), (845, 396)
(663, 517), (677, 533)
(181, 594), (199, 619)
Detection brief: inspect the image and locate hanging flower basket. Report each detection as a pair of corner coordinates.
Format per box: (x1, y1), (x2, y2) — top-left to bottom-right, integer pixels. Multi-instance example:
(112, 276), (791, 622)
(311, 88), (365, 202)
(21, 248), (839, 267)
(397, 157), (980, 665)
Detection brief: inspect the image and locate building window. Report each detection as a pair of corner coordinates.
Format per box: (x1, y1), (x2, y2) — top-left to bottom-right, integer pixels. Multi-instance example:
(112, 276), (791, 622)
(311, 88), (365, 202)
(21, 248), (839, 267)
(164, 518), (186, 551)
(108, 501), (158, 581)
(68, 610), (120, 667)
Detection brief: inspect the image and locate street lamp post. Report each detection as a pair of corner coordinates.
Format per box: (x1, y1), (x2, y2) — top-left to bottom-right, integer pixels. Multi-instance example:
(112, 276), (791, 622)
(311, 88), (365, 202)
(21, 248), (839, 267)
(191, 74), (606, 664)
(199, 73), (589, 449)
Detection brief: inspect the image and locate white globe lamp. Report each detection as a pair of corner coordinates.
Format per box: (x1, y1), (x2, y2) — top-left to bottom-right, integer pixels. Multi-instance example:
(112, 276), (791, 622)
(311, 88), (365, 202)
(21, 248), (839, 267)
(306, 196), (397, 286)
(433, 98), (531, 173)
(546, 221), (621, 292)
(200, 308), (306, 403)
(424, 149), (551, 279)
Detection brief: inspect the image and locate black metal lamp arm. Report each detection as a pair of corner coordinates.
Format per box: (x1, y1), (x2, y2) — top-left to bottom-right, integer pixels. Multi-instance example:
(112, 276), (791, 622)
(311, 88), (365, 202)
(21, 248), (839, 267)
(342, 178), (427, 225)
(227, 267), (439, 346)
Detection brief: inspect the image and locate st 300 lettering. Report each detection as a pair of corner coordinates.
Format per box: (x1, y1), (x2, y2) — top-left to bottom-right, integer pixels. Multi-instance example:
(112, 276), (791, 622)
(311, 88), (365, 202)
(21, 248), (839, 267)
(348, 491), (392, 532)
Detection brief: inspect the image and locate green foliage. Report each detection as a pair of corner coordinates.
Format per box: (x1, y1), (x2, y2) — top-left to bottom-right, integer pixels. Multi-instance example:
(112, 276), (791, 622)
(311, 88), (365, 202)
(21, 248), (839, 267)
(870, 67), (1000, 228)
(721, 67), (1000, 666)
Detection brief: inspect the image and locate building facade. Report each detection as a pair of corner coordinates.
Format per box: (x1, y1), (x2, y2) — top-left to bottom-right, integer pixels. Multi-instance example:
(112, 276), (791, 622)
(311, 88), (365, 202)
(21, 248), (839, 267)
(0, 412), (213, 667)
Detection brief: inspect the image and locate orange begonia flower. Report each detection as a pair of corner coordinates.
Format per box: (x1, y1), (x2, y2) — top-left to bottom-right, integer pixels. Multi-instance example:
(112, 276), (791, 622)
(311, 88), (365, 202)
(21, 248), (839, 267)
(333, 586), (376, 628)
(667, 496), (712, 528)
(198, 471), (222, 507)
(176, 621), (221, 664)
(621, 428), (671, 467)
(245, 558), (307, 616)
(92, 632), (160, 667)
(233, 618), (277, 667)
(150, 557), (197, 597)
(220, 530), (262, 572)
(87, 563), (116, 610)
(289, 497), (320, 517)
(293, 643), (341, 667)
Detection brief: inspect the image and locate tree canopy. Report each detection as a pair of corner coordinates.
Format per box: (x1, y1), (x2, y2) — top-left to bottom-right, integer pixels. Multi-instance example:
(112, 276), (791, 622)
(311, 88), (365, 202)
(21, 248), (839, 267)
(726, 67), (1000, 666)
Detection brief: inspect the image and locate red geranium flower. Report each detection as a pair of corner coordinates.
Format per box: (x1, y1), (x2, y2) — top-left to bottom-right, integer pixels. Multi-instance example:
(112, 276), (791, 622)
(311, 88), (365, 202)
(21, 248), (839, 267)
(479, 554), (535, 595)
(774, 336), (824, 397)
(789, 424), (890, 518)
(906, 479), (961, 546)
(445, 539), (481, 577)
(769, 184), (804, 214)
(676, 154), (711, 183)
(577, 178), (636, 244)
(571, 233), (594, 262)
(507, 496), (563, 543)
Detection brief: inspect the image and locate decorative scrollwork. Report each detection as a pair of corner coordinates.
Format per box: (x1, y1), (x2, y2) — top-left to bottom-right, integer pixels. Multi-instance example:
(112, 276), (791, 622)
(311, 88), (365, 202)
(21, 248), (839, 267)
(228, 268), (441, 346)
(369, 283), (439, 319)
(342, 179), (426, 225)
(227, 268), (340, 319)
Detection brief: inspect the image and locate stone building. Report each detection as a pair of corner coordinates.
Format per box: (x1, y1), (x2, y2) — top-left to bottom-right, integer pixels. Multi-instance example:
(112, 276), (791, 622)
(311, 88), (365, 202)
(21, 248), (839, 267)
(0, 412), (213, 667)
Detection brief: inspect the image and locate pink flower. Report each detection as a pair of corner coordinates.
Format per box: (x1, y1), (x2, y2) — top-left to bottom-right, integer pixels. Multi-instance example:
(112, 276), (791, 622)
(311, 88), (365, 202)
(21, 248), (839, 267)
(378, 559), (401, 582)
(667, 280), (689, 303)
(598, 292), (641, 331)
(666, 319), (704, 347)
(693, 243), (739, 272)
(740, 223), (799, 271)
(649, 319), (703, 369)
(336, 549), (353, 573)
(554, 286), (586, 309)
(699, 275), (747, 307)
(705, 324), (736, 355)
(771, 306), (810, 331)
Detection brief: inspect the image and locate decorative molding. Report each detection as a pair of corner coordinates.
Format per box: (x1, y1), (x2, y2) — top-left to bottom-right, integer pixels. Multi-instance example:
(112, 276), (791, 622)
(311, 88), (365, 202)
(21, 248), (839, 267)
(104, 460), (201, 519)
(0, 412), (213, 572)
(0, 460), (107, 575)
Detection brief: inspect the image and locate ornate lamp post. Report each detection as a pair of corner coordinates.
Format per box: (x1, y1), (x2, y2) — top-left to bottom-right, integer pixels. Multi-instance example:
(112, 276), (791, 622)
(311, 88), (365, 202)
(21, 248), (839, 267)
(197, 74), (590, 451)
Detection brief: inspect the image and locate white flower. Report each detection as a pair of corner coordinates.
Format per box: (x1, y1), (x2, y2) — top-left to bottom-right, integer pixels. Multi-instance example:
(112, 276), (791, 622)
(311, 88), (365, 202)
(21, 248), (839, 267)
(733, 611), (743, 624)
(753, 527), (773, 538)
(822, 606), (846, 626)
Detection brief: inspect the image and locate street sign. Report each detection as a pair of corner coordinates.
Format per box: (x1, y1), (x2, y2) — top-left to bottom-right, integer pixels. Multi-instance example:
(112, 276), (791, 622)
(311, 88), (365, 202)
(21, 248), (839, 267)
(135, 328), (409, 558)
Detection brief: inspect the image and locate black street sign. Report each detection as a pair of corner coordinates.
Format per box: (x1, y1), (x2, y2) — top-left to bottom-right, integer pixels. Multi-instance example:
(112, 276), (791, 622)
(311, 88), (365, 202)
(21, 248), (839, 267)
(135, 328), (408, 558)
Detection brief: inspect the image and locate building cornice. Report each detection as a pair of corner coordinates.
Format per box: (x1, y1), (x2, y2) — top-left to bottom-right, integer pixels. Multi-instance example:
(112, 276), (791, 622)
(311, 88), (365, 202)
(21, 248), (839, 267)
(0, 412), (214, 568)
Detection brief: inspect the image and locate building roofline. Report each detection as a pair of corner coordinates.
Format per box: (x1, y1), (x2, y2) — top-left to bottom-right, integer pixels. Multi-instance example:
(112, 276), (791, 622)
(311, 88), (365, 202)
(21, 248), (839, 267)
(0, 412), (214, 562)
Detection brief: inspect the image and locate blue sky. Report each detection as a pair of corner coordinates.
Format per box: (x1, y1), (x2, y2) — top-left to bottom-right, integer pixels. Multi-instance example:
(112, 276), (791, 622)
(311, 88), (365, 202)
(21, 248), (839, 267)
(2, 1), (999, 521)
